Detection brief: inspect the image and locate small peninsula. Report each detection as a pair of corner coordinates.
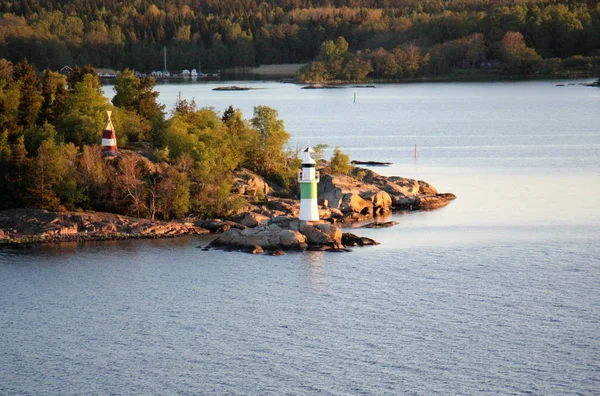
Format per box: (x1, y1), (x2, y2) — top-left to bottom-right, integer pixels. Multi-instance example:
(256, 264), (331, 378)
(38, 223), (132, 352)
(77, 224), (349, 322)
(0, 62), (455, 253)
(0, 165), (455, 253)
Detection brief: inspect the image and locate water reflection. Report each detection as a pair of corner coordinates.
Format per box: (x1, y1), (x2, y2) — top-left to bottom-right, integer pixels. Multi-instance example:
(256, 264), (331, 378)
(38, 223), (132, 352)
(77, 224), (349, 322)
(300, 251), (325, 289)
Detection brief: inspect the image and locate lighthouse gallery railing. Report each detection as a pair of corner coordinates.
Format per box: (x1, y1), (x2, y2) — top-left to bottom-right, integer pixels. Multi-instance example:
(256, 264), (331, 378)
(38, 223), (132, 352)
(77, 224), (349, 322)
(297, 170), (320, 182)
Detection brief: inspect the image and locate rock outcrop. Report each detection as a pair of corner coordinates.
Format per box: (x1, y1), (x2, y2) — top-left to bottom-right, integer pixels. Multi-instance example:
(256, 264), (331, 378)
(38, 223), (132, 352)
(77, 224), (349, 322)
(318, 174), (393, 216)
(0, 167), (454, 248)
(350, 168), (456, 210)
(229, 166), (455, 225)
(211, 224), (308, 250)
(210, 219), (367, 253)
(0, 209), (209, 245)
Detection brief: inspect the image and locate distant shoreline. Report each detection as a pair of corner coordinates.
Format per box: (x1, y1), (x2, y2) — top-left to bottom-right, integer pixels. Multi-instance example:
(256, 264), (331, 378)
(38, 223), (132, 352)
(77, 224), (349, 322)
(94, 57), (598, 85)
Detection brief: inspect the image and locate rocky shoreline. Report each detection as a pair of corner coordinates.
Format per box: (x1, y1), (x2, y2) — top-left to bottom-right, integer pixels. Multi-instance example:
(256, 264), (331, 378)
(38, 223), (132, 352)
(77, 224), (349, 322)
(0, 167), (455, 253)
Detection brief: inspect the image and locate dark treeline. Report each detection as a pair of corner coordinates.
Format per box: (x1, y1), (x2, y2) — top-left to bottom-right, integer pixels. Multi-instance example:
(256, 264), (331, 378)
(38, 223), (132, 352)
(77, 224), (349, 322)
(0, 0), (599, 75)
(0, 59), (302, 218)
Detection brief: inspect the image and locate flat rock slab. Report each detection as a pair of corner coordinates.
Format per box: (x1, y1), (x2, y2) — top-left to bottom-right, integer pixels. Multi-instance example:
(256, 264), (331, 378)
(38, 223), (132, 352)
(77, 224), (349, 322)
(351, 160), (392, 166)
(362, 221), (399, 228)
(301, 84), (340, 89)
(213, 86), (254, 91)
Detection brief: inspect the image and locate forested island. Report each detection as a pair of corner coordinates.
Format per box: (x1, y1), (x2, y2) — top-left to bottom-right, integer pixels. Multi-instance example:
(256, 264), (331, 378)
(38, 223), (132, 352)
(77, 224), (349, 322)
(0, 0), (599, 81)
(0, 60), (456, 250)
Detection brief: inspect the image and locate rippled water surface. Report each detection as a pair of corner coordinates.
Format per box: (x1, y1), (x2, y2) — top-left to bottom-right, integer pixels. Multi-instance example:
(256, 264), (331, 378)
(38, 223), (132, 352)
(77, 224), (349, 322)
(1, 80), (599, 394)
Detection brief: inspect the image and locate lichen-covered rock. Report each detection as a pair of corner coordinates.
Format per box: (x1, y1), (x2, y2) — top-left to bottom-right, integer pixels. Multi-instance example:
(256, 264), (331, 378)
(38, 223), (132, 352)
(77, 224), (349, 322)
(300, 222), (343, 247)
(318, 174), (392, 216)
(342, 233), (380, 247)
(362, 221), (398, 228)
(417, 193), (457, 210)
(234, 212), (270, 227)
(196, 219), (245, 233)
(340, 212), (369, 223)
(211, 226), (307, 250)
(341, 193), (373, 214)
(84, 221), (118, 233)
(266, 198), (300, 217)
(232, 168), (272, 198)
(0, 209), (209, 245)
(279, 229), (306, 248)
(248, 245), (264, 254)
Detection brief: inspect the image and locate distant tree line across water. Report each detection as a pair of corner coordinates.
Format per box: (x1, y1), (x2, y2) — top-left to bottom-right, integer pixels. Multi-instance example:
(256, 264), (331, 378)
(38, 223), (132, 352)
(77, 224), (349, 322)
(0, 0), (599, 78)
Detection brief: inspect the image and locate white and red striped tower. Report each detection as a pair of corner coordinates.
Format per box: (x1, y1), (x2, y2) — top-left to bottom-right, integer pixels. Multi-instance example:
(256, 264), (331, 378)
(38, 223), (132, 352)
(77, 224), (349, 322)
(101, 111), (117, 156)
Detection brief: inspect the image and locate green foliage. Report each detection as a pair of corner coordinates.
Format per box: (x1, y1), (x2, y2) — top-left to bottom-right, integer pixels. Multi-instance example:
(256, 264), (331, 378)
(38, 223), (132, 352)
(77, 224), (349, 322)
(298, 37), (372, 82)
(24, 121), (57, 154)
(153, 146), (170, 163)
(29, 139), (81, 210)
(77, 145), (109, 209)
(0, 78), (21, 135)
(355, 170), (367, 181)
(0, 64), (308, 218)
(249, 105), (290, 175)
(111, 107), (152, 145)
(328, 146), (353, 175)
(57, 74), (112, 146)
(13, 60), (43, 130)
(0, 130), (12, 208)
(0, 1), (598, 80)
(112, 69), (164, 126)
(39, 69), (67, 125)
(312, 144), (329, 162)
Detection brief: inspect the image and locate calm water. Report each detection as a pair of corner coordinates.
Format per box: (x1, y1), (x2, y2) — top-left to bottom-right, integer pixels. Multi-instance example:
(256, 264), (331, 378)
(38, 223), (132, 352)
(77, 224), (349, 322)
(1, 81), (599, 394)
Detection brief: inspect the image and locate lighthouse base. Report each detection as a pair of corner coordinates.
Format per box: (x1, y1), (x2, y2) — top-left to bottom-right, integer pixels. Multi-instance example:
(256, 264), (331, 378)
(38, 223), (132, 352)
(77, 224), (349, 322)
(299, 198), (319, 221)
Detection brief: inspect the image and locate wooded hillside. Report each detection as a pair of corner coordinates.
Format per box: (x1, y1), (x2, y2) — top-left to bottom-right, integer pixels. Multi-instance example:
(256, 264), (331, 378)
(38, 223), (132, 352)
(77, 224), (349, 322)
(1, 0), (598, 75)
(0, 60), (302, 218)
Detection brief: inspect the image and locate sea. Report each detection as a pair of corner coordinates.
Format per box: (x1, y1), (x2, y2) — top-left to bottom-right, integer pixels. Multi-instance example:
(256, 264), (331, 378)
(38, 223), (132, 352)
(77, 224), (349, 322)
(1, 80), (599, 395)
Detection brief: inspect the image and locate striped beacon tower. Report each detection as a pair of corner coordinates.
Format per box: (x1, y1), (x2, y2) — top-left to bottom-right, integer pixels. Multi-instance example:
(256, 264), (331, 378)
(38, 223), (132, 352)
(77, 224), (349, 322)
(101, 111), (117, 157)
(298, 146), (320, 221)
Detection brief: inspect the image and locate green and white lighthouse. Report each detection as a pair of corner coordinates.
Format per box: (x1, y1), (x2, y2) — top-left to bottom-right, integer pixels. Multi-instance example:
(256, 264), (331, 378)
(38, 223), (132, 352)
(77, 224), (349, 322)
(298, 146), (320, 221)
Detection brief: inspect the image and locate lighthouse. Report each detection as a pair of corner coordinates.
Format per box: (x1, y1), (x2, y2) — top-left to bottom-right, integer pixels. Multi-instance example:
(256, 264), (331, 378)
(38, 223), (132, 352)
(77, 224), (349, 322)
(298, 147), (320, 221)
(101, 111), (117, 157)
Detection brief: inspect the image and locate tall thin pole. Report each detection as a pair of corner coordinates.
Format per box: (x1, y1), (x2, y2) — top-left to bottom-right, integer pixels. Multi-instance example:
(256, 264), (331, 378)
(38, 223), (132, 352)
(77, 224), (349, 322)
(163, 46), (167, 72)
(414, 144), (417, 160)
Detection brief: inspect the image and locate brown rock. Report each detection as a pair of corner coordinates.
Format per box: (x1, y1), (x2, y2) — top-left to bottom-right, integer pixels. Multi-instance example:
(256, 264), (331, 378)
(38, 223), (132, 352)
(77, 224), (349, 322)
(58, 221), (79, 235)
(232, 168), (272, 198)
(340, 212), (369, 223)
(417, 194), (456, 210)
(188, 226), (210, 235)
(326, 247), (352, 253)
(235, 212), (270, 228)
(342, 233), (379, 247)
(278, 229), (307, 248)
(266, 198), (299, 217)
(196, 219), (246, 233)
(362, 221), (399, 228)
(248, 245), (264, 254)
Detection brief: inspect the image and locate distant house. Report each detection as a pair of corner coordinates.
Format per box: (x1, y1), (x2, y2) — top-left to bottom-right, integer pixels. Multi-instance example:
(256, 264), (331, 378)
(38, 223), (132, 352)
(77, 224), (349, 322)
(59, 65), (73, 75)
(59, 65), (118, 78)
(95, 68), (117, 77)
